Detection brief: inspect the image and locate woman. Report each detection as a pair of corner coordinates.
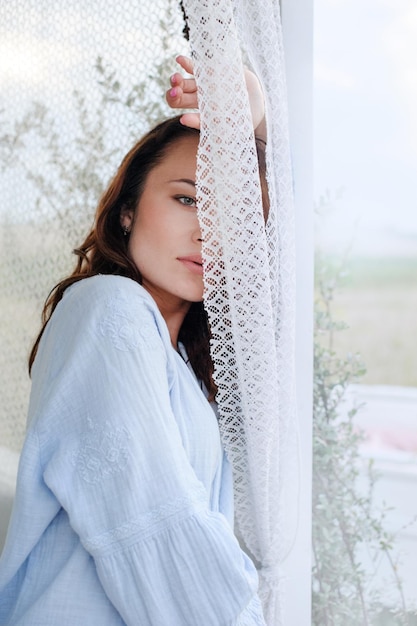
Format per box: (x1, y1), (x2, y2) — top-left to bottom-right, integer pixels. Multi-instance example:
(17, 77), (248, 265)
(0, 57), (267, 625)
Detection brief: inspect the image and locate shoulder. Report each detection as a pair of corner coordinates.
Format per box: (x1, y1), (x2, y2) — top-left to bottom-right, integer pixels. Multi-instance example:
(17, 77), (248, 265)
(59, 275), (158, 324)
(65, 275), (155, 312)
(42, 275), (170, 355)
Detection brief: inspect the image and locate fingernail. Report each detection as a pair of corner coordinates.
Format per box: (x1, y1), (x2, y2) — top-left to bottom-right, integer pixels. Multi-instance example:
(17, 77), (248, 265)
(170, 74), (177, 85)
(170, 87), (177, 98)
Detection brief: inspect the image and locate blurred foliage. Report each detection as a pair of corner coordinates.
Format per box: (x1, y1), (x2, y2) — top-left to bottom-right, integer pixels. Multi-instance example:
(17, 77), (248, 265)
(313, 254), (417, 625)
(317, 254), (417, 290)
(314, 252), (417, 387)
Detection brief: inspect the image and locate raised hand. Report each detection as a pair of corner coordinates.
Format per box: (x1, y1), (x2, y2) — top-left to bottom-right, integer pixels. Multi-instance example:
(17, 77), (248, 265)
(166, 55), (266, 140)
(166, 55), (200, 130)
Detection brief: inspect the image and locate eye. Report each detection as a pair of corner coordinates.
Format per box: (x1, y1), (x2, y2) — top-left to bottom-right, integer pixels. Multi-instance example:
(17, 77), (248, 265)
(175, 195), (196, 207)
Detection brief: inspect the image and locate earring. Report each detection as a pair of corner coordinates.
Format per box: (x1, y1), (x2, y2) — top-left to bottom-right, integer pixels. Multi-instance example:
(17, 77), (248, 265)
(122, 225), (130, 236)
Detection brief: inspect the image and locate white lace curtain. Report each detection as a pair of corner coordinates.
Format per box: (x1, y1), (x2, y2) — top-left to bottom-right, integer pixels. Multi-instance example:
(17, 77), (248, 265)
(0, 2), (298, 624)
(182, 2), (298, 623)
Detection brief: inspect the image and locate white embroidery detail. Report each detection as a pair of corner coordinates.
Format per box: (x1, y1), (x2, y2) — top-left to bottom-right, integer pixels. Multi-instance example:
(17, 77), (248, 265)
(83, 484), (208, 555)
(72, 416), (131, 484)
(97, 289), (159, 352)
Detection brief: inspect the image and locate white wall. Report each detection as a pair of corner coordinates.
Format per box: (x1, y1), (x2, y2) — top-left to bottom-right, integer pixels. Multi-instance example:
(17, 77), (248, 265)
(281, 0), (314, 624)
(0, 447), (19, 553)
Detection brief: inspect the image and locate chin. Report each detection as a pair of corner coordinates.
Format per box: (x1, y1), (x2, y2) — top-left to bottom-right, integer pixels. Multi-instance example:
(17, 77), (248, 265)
(181, 284), (204, 303)
(185, 293), (204, 304)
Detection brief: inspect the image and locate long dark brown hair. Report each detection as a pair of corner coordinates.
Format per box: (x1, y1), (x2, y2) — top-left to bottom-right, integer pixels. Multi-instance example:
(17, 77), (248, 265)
(29, 115), (268, 401)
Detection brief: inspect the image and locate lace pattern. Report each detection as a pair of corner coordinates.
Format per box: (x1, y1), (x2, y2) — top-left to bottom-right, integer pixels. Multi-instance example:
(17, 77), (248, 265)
(183, 2), (299, 624)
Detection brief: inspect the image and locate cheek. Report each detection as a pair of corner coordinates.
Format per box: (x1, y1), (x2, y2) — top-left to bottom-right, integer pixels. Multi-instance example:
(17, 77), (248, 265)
(127, 226), (148, 265)
(127, 218), (170, 269)
(136, 211), (183, 250)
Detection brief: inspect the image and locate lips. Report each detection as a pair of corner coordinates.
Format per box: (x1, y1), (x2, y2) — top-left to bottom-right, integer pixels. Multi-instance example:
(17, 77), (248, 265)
(177, 255), (204, 275)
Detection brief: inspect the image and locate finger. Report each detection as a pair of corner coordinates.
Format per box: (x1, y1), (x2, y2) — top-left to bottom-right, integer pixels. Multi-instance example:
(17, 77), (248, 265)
(179, 112), (200, 130)
(165, 85), (183, 108)
(166, 87), (199, 110)
(170, 72), (197, 95)
(175, 55), (194, 75)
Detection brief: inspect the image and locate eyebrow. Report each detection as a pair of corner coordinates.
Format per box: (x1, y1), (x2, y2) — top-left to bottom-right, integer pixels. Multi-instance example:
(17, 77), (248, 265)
(168, 178), (196, 187)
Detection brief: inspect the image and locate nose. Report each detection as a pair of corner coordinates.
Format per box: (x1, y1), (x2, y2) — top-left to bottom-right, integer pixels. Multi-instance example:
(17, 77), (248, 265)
(193, 221), (203, 243)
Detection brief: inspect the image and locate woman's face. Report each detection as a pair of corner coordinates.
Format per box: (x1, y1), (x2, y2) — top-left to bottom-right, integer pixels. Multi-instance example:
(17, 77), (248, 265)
(121, 135), (203, 314)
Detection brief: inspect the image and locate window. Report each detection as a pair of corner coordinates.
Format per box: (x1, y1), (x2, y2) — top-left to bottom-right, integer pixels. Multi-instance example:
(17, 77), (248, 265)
(314, 0), (417, 621)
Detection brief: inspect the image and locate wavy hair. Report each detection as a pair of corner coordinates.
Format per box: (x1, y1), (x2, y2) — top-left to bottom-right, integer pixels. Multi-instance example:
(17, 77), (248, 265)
(29, 115), (267, 401)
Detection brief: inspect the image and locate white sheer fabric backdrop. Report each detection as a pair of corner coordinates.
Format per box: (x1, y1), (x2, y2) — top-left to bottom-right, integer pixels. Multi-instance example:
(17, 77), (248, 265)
(0, 0), (186, 451)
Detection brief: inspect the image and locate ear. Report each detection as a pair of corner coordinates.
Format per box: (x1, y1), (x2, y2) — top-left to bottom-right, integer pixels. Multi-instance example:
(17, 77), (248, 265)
(119, 205), (134, 232)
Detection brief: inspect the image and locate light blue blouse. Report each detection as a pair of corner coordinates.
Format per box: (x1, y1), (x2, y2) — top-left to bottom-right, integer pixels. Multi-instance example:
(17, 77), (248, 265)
(0, 275), (265, 625)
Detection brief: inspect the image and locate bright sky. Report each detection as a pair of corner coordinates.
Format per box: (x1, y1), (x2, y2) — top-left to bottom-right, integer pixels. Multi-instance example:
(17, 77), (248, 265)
(314, 0), (417, 253)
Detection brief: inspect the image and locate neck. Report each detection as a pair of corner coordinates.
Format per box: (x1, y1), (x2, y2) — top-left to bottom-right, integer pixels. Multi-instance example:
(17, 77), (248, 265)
(163, 305), (190, 348)
(141, 283), (193, 348)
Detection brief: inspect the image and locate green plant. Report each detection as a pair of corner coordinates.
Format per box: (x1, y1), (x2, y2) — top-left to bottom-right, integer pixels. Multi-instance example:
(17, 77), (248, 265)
(312, 253), (416, 625)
